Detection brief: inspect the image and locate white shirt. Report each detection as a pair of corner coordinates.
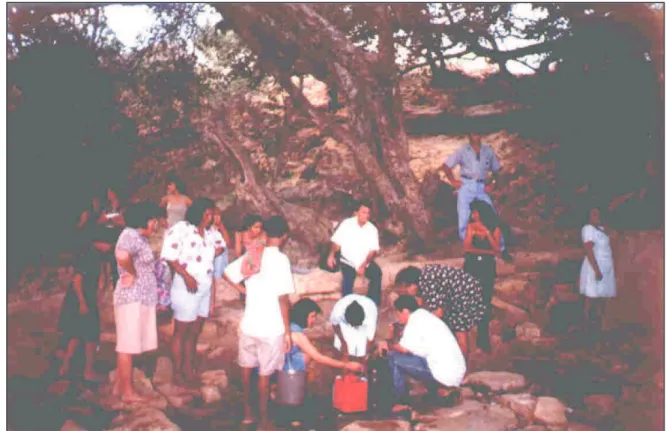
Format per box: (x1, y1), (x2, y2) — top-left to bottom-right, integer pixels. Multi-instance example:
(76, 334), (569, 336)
(331, 217), (380, 270)
(160, 221), (217, 286)
(399, 309), (466, 387)
(224, 246), (295, 338)
(329, 294), (378, 357)
(207, 228), (227, 249)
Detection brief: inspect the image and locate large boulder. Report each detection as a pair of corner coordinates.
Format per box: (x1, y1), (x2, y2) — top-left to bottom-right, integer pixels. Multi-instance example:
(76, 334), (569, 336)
(416, 399), (518, 431)
(106, 407), (180, 431)
(515, 322), (542, 342)
(200, 369), (229, 391)
(464, 371), (528, 393)
(533, 396), (568, 430)
(340, 420), (411, 431)
(155, 383), (196, 408)
(496, 393), (537, 422)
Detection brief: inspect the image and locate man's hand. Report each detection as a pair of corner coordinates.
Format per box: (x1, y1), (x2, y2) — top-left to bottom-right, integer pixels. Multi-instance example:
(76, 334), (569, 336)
(284, 334), (292, 354)
(451, 179), (462, 189)
(327, 255), (336, 270)
(119, 273), (135, 288)
(79, 302), (89, 316)
(344, 361), (364, 373)
(377, 340), (389, 357)
(356, 265), (366, 277)
(184, 274), (198, 293)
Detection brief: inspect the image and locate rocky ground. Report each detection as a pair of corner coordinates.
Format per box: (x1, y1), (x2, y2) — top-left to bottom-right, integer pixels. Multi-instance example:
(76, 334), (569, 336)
(7, 230), (664, 431)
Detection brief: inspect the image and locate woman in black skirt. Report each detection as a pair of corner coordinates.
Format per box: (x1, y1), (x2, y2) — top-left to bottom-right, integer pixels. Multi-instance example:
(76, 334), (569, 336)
(463, 200), (502, 354)
(394, 265), (485, 359)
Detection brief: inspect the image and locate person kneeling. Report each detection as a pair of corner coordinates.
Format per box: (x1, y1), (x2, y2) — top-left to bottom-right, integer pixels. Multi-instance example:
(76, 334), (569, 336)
(329, 294), (378, 363)
(379, 295), (466, 413)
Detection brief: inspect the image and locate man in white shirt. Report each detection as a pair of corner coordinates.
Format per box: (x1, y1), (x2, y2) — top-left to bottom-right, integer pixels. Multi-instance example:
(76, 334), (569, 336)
(379, 295), (466, 412)
(327, 200), (382, 305)
(223, 215), (294, 429)
(329, 294), (378, 360)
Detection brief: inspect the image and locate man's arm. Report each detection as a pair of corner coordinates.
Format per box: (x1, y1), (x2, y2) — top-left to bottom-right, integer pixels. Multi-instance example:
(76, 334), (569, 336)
(332, 324), (349, 357)
(279, 294), (292, 353)
(327, 243), (341, 269)
(441, 149), (462, 189)
(222, 273), (247, 295)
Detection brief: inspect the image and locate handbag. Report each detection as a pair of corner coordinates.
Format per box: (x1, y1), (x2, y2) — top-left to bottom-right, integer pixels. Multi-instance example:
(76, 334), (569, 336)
(155, 258), (172, 311)
(276, 354), (307, 406)
(333, 374), (368, 413)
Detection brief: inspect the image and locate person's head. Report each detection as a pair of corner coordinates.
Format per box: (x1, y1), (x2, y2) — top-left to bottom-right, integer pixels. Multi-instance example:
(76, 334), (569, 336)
(394, 266), (422, 296)
(242, 214), (263, 237)
(344, 301), (366, 328)
(264, 215), (290, 244)
(167, 174), (187, 196)
(186, 198), (215, 228)
(394, 295), (419, 325)
(355, 199), (372, 225)
(588, 206), (602, 226)
(123, 201), (163, 236)
(469, 200), (499, 231)
(468, 132), (481, 146)
(213, 207), (222, 225)
(290, 298), (322, 329)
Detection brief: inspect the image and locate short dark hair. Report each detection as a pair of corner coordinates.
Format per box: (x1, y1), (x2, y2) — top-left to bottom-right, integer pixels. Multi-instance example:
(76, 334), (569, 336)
(186, 198), (215, 225)
(395, 266), (422, 286)
(242, 214), (263, 231)
(167, 173), (187, 195)
(357, 199), (373, 211)
(123, 201), (163, 228)
(290, 298), (321, 328)
(264, 215), (289, 238)
(394, 295), (419, 313)
(345, 301), (366, 328)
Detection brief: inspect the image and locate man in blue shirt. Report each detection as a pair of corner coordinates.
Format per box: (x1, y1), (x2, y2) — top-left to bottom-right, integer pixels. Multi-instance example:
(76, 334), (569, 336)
(442, 132), (510, 259)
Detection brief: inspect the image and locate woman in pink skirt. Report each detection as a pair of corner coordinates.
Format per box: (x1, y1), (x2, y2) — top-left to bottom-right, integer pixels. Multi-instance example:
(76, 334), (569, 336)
(113, 202), (163, 403)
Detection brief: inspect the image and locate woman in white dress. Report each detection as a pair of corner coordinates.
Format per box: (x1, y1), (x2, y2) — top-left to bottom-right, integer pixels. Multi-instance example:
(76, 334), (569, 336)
(579, 207), (616, 330)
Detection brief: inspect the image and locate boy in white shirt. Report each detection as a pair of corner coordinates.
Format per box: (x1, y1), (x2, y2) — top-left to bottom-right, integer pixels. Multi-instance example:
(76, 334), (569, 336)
(223, 215), (294, 429)
(329, 294), (378, 360)
(379, 295), (466, 413)
(326, 200), (383, 305)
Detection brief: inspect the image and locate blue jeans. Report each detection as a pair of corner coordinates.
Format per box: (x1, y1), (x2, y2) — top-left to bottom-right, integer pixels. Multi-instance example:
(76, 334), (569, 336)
(341, 261), (382, 306)
(457, 179), (505, 251)
(213, 250), (229, 280)
(388, 351), (437, 403)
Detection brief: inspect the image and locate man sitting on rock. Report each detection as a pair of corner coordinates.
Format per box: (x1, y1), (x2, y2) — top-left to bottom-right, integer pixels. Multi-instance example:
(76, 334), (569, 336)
(327, 200), (382, 306)
(329, 294), (378, 363)
(379, 295), (466, 413)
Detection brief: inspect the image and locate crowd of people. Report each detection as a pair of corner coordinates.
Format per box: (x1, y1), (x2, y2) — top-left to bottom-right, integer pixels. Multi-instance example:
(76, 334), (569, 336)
(54, 134), (617, 429)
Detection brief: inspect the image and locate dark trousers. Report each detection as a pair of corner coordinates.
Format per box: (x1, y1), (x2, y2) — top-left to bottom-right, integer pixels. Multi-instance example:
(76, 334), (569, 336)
(341, 261), (382, 306)
(464, 253), (496, 353)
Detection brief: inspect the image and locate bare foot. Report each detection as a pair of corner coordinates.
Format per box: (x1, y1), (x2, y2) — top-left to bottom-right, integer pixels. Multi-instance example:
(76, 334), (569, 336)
(112, 381), (121, 397)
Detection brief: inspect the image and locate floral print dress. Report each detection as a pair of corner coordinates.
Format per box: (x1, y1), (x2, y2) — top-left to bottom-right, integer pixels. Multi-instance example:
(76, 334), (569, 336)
(418, 264), (486, 332)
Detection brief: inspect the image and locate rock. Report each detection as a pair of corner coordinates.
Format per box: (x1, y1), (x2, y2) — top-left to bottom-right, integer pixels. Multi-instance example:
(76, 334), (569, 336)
(583, 394), (616, 418)
(200, 385), (222, 404)
(519, 427), (548, 431)
(497, 393), (537, 422)
(533, 396), (568, 430)
(567, 423), (600, 431)
(418, 399), (518, 431)
(340, 420), (411, 431)
(495, 277), (529, 295)
(460, 387), (475, 399)
(516, 322), (541, 341)
(491, 297), (530, 325)
(47, 379), (72, 396)
(155, 383), (196, 408)
(106, 407), (181, 431)
(200, 369), (229, 391)
(60, 420), (88, 431)
(464, 371), (528, 393)
(152, 356), (173, 385)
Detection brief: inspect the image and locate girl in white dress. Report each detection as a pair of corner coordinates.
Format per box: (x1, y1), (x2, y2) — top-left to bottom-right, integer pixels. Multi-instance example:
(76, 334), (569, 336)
(579, 207), (616, 330)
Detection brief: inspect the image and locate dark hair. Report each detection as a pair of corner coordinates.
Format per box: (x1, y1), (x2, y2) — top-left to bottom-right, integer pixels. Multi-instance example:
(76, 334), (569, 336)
(469, 200), (499, 232)
(290, 298), (321, 328)
(123, 201), (163, 228)
(586, 206), (603, 223)
(394, 266), (422, 286)
(167, 173), (187, 195)
(394, 295), (419, 313)
(242, 214), (263, 231)
(345, 301), (366, 327)
(264, 215), (289, 238)
(356, 199), (373, 211)
(186, 198), (215, 225)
